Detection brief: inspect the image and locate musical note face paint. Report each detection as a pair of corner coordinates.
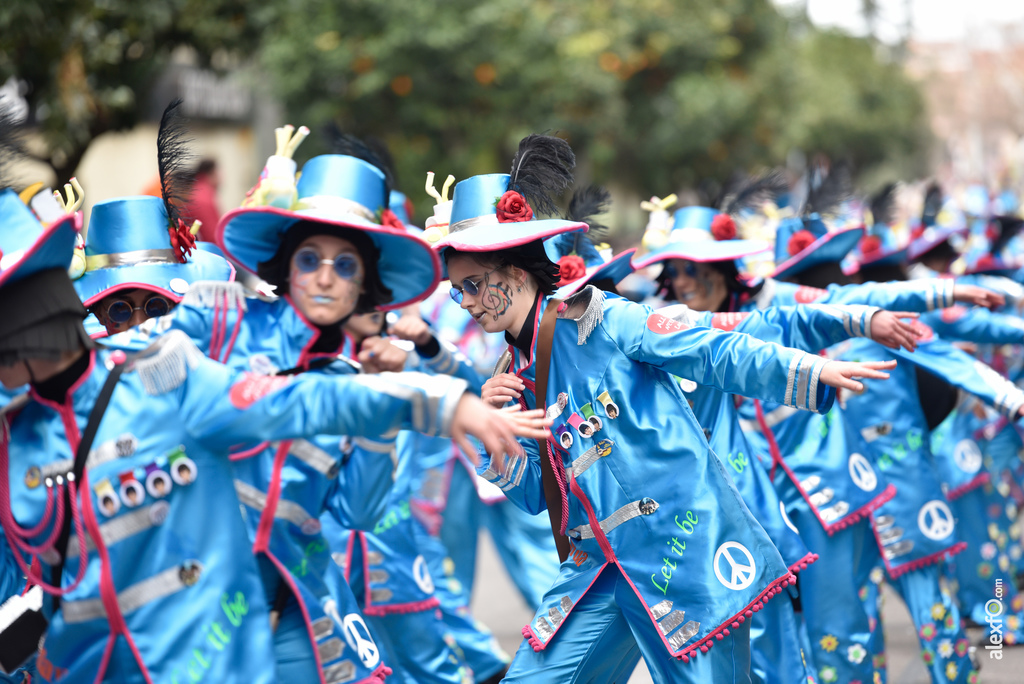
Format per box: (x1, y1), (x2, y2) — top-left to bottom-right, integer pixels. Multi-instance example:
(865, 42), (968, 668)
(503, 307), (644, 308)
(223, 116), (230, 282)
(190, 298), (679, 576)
(481, 271), (513, 322)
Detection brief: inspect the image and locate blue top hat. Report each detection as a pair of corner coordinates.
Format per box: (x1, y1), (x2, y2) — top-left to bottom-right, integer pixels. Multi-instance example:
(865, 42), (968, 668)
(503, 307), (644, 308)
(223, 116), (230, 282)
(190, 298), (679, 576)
(217, 154), (440, 310)
(771, 216), (863, 280)
(73, 196), (234, 307)
(434, 174), (586, 264)
(0, 188), (79, 290)
(553, 249), (637, 299)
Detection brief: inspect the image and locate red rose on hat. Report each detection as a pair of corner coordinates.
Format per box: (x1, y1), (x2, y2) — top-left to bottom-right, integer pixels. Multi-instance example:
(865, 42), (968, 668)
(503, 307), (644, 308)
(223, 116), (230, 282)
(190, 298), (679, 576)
(380, 208), (406, 231)
(787, 229), (817, 256)
(168, 220), (197, 263)
(556, 255), (587, 286)
(860, 235), (882, 256)
(496, 191), (534, 223)
(710, 214), (737, 241)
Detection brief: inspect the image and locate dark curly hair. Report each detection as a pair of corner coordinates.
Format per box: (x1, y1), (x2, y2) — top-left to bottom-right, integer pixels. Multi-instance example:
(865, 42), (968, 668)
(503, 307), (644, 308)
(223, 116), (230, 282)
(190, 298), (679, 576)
(443, 239), (560, 296)
(256, 220), (393, 314)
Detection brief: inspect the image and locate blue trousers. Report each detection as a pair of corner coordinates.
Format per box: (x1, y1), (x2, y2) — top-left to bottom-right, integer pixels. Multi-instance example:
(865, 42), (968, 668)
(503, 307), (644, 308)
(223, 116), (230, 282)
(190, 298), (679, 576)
(502, 564), (751, 684)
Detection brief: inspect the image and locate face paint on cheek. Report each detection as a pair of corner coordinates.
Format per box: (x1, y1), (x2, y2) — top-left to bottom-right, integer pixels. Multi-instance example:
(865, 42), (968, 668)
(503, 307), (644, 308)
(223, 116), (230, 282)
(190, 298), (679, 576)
(291, 271), (314, 294)
(481, 275), (513, 322)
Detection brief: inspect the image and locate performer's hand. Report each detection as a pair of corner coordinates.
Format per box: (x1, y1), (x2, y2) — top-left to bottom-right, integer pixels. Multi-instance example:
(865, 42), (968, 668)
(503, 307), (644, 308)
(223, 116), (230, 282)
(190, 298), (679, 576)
(481, 373), (525, 408)
(820, 359), (897, 393)
(953, 284), (1005, 310)
(358, 336), (408, 374)
(870, 311), (921, 352)
(450, 396), (550, 468)
(389, 312), (434, 346)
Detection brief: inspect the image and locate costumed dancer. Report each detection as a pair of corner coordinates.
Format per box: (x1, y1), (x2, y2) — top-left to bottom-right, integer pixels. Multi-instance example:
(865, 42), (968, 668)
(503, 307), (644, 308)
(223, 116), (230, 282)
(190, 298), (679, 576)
(436, 134), (897, 682)
(630, 181), (922, 684)
(130, 120), (552, 682)
(0, 152), (550, 683)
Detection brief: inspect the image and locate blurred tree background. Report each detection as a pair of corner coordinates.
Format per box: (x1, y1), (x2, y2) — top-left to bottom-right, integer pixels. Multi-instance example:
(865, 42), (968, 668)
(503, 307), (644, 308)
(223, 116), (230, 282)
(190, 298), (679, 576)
(1, 0), (930, 224)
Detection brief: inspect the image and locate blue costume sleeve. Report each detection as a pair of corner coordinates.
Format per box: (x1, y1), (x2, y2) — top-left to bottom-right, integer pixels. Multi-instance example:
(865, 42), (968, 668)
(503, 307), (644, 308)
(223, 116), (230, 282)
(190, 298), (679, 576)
(477, 435), (548, 515)
(667, 303), (878, 353)
(168, 333), (469, 449)
(764, 277), (955, 311)
(920, 307), (1024, 344)
(417, 335), (487, 394)
(0, 529), (24, 603)
(612, 300), (836, 414)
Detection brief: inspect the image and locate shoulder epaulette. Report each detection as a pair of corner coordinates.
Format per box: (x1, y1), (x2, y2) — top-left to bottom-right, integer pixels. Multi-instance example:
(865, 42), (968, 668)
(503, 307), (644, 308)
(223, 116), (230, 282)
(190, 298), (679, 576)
(557, 285), (605, 345)
(130, 329), (205, 396)
(180, 280), (250, 312)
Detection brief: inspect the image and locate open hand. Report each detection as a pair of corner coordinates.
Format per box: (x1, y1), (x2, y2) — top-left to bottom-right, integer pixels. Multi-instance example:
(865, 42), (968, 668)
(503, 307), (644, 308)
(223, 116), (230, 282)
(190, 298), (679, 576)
(450, 395), (551, 469)
(481, 373), (525, 408)
(820, 359), (896, 393)
(953, 284), (1005, 310)
(870, 311), (922, 352)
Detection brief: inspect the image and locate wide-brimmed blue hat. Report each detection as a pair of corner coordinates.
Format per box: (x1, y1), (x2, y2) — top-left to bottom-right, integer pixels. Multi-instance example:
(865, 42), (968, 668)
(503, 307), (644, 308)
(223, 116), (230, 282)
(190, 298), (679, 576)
(553, 249), (637, 298)
(632, 238), (770, 271)
(217, 152), (440, 310)
(771, 216), (863, 280)
(845, 229), (907, 275)
(0, 188), (79, 289)
(961, 215), (1024, 276)
(74, 196), (234, 308)
(434, 174), (586, 260)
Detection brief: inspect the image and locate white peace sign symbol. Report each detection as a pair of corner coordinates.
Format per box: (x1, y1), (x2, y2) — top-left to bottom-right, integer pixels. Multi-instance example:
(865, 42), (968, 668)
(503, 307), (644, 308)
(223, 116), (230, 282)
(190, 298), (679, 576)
(713, 542), (757, 591)
(342, 613), (380, 668)
(917, 500), (955, 541)
(848, 453), (877, 492)
(412, 554), (434, 594)
(953, 440), (983, 474)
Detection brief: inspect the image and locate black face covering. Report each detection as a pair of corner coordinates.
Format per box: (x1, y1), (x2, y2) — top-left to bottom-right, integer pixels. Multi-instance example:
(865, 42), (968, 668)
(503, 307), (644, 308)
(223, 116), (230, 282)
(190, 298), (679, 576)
(0, 268), (94, 366)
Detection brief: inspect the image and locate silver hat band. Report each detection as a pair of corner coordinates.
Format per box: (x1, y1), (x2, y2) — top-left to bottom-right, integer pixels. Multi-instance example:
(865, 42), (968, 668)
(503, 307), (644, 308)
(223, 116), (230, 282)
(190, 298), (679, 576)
(85, 249), (180, 270)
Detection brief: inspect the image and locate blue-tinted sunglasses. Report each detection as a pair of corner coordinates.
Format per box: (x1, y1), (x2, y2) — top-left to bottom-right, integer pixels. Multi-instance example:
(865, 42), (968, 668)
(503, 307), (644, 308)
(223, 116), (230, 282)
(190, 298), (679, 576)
(449, 267), (501, 304)
(664, 261), (698, 279)
(294, 247), (361, 280)
(103, 295), (172, 324)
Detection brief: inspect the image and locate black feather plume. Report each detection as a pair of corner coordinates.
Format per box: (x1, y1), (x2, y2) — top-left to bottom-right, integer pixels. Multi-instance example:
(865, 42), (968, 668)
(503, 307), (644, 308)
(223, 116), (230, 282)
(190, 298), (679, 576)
(719, 169), (789, 216)
(325, 124), (395, 199)
(868, 182), (899, 227)
(0, 106), (30, 191)
(156, 99), (195, 228)
(803, 162), (852, 218)
(921, 182), (943, 226)
(508, 134), (575, 218)
(992, 216), (1024, 256)
(566, 185), (611, 238)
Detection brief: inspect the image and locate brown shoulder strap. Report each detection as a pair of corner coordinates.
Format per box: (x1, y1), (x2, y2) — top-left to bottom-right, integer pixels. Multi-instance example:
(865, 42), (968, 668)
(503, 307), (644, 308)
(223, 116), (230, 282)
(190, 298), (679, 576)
(533, 299), (571, 562)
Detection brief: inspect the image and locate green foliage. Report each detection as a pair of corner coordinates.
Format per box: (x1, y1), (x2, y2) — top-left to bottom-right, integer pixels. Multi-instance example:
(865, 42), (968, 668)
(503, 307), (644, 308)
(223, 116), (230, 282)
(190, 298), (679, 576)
(1, 0), (930, 220)
(0, 0), (273, 179)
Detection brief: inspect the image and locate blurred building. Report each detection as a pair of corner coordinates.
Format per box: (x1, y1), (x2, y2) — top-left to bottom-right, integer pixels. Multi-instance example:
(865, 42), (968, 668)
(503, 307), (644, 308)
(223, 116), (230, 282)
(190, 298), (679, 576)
(906, 20), (1024, 192)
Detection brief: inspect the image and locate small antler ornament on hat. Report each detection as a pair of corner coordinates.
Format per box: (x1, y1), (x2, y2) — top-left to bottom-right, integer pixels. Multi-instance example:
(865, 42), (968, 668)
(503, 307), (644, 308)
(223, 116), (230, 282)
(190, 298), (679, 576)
(640, 194), (678, 251)
(422, 171), (456, 244)
(243, 124), (310, 210)
(53, 178), (87, 278)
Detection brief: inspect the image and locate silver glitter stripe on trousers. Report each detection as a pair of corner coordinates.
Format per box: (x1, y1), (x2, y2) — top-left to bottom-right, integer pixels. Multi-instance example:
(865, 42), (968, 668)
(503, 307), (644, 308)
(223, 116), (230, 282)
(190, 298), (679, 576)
(62, 563), (199, 623)
(67, 504), (166, 558)
(571, 440), (615, 478)
(567, 499), (658, 540)
(288, 439), (339, 477)
(324, 661), (357, 683)
(738, 405), (798, 432)
(233, 479), (317, 528)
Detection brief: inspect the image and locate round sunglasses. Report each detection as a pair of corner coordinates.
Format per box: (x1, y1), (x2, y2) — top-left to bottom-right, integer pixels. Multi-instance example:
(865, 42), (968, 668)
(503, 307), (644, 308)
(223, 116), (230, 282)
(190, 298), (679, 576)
(293, 247), (361, 280)
(102, 295), (173, 324)
(449, 266), (501, 304)
(664, 261), (699, 279)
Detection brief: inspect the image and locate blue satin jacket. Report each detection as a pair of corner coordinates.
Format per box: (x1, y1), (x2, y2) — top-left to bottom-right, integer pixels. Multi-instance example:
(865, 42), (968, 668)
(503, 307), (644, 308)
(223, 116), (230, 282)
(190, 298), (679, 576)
(664, 302), (882, 573)
(479, 287), (836, 662)
(736, 277), (963, 533)
(141, 283), (468, 683)
(0, 330), (466, 684)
